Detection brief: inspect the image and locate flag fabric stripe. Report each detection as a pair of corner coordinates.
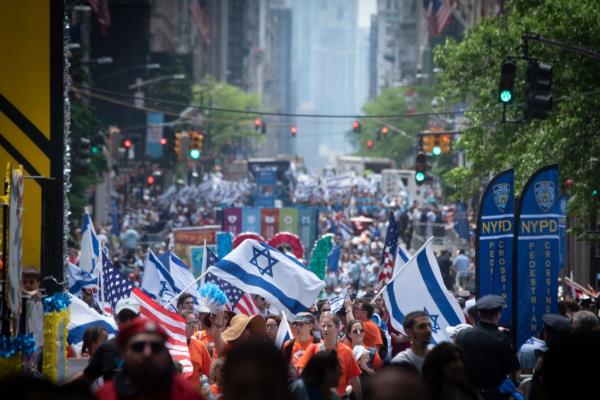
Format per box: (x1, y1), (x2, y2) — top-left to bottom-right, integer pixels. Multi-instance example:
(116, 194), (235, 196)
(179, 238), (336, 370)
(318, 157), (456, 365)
(398, 247), (410, 263)
(275, 314), (293, 350)
(131, 288), (192, 376)
(378, 213), (399, 284)
(211, 260), (309, 315)
(416, 251), (462, 326)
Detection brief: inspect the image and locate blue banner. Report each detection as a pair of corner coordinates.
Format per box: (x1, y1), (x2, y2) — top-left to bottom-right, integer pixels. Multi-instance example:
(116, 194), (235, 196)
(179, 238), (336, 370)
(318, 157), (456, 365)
(454, 201), (470, 241)
(558, 194), (568, 270)
(256, 169), (277, 207)
(476, 169), (515, 326)
(242, 207), (261, 233)
(515, 165), (560, 348)
(145, 112), (164, 158)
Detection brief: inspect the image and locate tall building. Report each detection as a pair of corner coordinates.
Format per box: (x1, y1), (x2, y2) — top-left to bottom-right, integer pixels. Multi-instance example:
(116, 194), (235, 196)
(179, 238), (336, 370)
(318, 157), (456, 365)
(291, 0), (365, 170)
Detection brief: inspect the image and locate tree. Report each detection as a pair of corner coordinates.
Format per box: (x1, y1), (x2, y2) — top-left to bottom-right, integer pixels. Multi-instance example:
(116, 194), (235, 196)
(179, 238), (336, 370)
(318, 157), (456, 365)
(191, 78), (263, 159)
(434, 0), (600, 237)
(352, 84), (438, 164)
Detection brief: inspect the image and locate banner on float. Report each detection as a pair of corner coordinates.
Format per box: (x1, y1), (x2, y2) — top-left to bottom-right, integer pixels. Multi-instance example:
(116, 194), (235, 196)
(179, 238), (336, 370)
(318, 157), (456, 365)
(261, 208), (279, 240)
(298, 208), (318, 257)
(476, 169), (515, 326)
(173, 226), (220, 267)
(256, 169), (277, 207)
(242, 207), (261, 233)
(223, 208), (242, 236)
(515, 165), (560, 348)
(279, 208), (298, 233)
(558, 194), (568, 270)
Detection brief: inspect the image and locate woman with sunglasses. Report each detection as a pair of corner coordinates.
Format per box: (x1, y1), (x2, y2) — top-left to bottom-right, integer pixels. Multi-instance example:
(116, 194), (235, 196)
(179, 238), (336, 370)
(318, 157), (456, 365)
(344, 320), (383, 372)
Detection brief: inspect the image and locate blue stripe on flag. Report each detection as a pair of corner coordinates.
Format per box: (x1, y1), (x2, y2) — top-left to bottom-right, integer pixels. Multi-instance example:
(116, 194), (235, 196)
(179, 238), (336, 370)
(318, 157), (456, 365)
(68, 320), (117, 345)
(416, 251), (462, 326)
(399, 248), (409, 263)
(386, 283), (405, 324)
(215, 260), (309, 314)
(69, 278), (98, 294)
(170, 252), (188, 270)
(149, 252), (178, 290)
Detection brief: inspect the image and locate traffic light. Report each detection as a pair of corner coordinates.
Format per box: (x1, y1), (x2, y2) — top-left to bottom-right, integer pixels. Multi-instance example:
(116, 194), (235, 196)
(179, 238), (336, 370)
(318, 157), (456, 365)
(439, 134), (451, 154)
(290, 126), (297, 137)
(123, 138), (133, 149)
(499, 59), (517, 104)
(432, 137), (442, 156)
(352, 120), (362, 133)
(90, 132), (105, 155)
(146, 175), (155, 185)
(189, 131), (204, 159)
(381, 126), (389, 136)
(174, 132), (181, 156)
(524, 60), (553, 120)
(254, 118), (267, 134)
(160, 137), (168, 145)
(72, 136), (91, 168)
(367, 139), (374, 150)
(420, 134), (435, 153)
(415, 151), (427, 185)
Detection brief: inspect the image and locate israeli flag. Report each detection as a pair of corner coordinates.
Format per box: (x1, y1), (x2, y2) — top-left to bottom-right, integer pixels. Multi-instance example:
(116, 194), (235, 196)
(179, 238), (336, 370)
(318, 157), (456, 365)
(382, 239), (465, 343)
(206, 239), (325, 317)
(329, 288), (348, 314)
(80, 212), (101, 273)
(141, 249), (180, 310)
(167, 252), (200, 302)
(67, 293), (117, 355)
(392, 246), (411, 275)
(67, 262), (99, 298)
(275, 313), (293, 350)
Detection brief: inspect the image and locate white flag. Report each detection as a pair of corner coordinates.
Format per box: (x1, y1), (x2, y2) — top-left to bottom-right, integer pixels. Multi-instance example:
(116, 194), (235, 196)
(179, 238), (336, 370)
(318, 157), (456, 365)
(383, 240), (465, 343)
(206, 240), (325, 317)
(80, 213), (101, 273)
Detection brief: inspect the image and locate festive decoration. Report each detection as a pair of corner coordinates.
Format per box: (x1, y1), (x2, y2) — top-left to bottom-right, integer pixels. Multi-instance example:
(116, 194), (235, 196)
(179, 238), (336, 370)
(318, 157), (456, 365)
(198, 283), (228, 314)
(0, 334), (37, 378)
(42, 293), (70, 382)
(217, 231), (233, 259)
(308, 234), (334, 280)
(269, 232), (305, 260)
(233, 232), (266, 249)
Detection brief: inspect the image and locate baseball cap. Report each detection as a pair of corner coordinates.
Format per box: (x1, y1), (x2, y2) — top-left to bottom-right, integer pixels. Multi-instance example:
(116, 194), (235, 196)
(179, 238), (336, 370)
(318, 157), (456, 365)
(293, 312), (316, 325)
(115, 297), (140, 315)
(476, 295), (506, 311)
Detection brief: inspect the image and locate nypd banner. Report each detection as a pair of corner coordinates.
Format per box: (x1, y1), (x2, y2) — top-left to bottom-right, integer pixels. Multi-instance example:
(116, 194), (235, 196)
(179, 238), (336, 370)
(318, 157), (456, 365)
(476, 169), (515, 326)
(515, 165), (560, 348)
(558, 194), (568, 270)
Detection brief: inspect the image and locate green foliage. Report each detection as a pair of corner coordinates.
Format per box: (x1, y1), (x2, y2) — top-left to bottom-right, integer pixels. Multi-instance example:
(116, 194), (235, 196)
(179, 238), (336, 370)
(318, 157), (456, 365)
(434, 0), (600, 236)
(191, 78), (262, 156)
(309, 234), (333, 280)
(352, 85), (438, 163)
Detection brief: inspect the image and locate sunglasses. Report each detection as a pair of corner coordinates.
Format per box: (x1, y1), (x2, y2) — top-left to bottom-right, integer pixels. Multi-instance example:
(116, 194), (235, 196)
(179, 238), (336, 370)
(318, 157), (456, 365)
(351, 328), (364, 335)
(186, 320), (199, 326)
(292, 321), (306, 327)
(129, 340), (165, 354)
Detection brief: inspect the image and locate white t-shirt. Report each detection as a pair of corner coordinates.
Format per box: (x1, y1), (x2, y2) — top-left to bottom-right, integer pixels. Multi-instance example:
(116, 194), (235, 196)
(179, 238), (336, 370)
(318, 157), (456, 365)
(391, 348), (426, 373)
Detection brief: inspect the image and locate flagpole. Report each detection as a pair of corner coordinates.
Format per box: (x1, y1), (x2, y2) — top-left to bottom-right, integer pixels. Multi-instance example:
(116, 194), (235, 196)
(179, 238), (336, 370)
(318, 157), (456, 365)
(165, 269), (209, 308)
(99, 248), (106, 315)
(371, 236), (434, 304)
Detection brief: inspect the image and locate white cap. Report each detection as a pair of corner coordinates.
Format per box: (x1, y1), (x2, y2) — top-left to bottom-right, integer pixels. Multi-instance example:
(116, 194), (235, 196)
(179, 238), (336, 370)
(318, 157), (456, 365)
(445, 323), (472, 338)
(115, 297), (140, 315)
(464, 298), (477, 313)
(352, 345), (369, 361)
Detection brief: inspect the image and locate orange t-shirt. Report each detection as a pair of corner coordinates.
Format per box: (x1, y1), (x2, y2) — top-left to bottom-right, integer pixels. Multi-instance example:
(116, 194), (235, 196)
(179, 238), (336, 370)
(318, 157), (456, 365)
(298, 341), (361, 397)
(362, 320), (383, 349)
(194, 330), (218, 359)
(283, 338), (314, 368)
(187, 338), (213, 385)
(210, 383), (222, 398)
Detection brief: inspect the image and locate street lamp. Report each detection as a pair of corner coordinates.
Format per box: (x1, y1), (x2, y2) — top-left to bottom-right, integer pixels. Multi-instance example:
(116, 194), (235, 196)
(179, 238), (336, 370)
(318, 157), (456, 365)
(82, 56), (113, 65)
(95, 63), (161, 81)
(129, 74), (186, 109)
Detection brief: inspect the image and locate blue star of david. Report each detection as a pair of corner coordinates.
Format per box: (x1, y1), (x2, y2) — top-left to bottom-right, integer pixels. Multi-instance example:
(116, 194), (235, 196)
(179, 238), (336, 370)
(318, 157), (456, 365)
(249, 246), (278, 277)
(158, 281), (170, 297)
(423, 307), (441, 334)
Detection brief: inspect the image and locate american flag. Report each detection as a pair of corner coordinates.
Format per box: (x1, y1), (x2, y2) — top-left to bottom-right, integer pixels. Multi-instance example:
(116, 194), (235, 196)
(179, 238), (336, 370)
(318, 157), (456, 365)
(423, 0), (454, 37)
(205, 272), (259, 316)
(101, 248), (133, 311)
(130, 287), (193, 376)
(100, 249), (193, 376)
(378, 213), (399, 285)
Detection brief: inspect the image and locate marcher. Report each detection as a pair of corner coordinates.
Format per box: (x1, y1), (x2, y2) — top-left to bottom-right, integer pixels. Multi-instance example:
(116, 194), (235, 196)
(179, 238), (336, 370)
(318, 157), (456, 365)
(284, 312), (319, 368)
(81, 327), (109, 358)
(180, 310), (213, 386)
(290, 350), (342, 400)
(344, 299), (383, 351)
(96, 318), (201, 400)
(456, 295), (520, 400)
(390, 311), (432, 373)
(298, 312), (362, 399)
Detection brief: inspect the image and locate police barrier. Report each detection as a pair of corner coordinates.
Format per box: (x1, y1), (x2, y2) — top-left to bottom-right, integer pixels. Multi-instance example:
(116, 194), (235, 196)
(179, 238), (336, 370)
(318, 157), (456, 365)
(514, 165), (560, 348)
(476, 169), (515, 327)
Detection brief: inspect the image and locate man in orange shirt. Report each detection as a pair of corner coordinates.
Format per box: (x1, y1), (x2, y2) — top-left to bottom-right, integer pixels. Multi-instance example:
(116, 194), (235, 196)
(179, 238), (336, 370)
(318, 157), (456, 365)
(283, 312), (319, 368)
(181, 310), (212, 385)
(298, 312), (362, 399)
(344, 299), (383, 350)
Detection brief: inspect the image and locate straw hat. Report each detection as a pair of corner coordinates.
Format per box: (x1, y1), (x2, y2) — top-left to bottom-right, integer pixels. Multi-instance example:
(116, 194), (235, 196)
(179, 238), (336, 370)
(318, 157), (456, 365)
(221, 314), (266, 342)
